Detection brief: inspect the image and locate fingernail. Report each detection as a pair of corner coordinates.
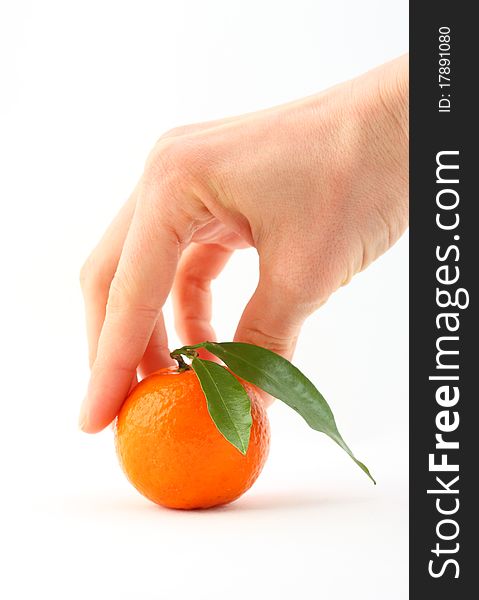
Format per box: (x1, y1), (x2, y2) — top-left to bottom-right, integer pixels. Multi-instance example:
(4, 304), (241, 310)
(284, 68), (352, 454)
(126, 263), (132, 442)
(78, 396), (89, 431)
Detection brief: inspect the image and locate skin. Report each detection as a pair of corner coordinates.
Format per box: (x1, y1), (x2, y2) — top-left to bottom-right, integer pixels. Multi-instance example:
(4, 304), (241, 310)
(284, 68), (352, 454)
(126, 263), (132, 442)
(79, 55), (409, 433)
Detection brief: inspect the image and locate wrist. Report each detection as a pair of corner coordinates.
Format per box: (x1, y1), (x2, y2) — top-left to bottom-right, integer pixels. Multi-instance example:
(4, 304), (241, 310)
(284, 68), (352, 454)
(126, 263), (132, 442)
(354, 55), (409, 151)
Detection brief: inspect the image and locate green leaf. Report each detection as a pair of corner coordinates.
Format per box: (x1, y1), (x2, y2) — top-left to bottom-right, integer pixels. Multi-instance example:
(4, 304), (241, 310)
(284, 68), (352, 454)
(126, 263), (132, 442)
(191, 357), (252, 455)
(203, 342), (375, 483)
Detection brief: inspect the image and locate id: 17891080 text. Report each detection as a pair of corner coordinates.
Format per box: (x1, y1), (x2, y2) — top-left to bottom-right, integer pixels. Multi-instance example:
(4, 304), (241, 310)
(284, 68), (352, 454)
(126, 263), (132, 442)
(438, 26), (452, 113)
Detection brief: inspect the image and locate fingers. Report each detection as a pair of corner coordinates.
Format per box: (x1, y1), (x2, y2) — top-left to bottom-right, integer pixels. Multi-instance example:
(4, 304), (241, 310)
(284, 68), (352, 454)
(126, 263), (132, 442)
(172, 243), (234, 346)
(80, 125), (225, 371)
(80, 182), (184, 433)
(138, 312), (173, 378)
(80, 192), (137, 367)
(234, 267), (307, 362)
(233, 266), (309, 409)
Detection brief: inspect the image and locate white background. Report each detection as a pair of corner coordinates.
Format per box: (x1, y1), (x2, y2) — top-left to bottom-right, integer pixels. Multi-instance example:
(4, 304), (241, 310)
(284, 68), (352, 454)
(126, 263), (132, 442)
(0, 1), (408, 599)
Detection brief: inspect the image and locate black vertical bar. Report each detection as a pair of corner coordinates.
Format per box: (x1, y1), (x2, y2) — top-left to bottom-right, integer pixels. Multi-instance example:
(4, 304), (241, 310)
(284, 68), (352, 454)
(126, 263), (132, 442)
(410, 2), (476, 598)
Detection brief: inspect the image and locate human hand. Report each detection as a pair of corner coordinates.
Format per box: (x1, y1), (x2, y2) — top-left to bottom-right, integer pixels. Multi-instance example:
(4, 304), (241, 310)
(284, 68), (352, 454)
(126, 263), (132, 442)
(79, 55), (408, 433)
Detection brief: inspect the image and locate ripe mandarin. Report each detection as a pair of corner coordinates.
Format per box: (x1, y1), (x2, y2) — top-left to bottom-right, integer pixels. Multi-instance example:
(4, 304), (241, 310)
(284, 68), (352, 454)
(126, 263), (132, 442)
(114, 367), (270, 509)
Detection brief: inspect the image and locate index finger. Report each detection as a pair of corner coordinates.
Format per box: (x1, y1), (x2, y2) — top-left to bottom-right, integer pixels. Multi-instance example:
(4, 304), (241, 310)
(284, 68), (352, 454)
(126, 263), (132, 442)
(79, 182), (184, 433)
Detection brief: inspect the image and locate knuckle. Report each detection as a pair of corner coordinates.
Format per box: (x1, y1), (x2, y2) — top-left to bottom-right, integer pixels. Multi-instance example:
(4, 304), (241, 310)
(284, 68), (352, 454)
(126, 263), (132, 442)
(265, 245), (338, 310)
(144, 136), (212, 187)
(88, 350), (96, 368)
(265, 265), (315, 308)
(107, 297), (160, 322)
(79, 260), (90, 288)
(91, 358), (135, 380)
(139, 137), (217, 245)
(180, 272), (210, 295)
(79, 254), (108, 294)
(157, 125), (193, 140)
(239, 324), (294, 356)
(106, 276), (159, 319)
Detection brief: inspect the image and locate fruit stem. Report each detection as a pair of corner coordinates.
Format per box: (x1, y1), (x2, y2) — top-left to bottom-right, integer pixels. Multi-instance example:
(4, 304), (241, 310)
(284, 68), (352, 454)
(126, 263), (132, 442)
(170, 344), (206, 372)
(170, 351), (191, 372)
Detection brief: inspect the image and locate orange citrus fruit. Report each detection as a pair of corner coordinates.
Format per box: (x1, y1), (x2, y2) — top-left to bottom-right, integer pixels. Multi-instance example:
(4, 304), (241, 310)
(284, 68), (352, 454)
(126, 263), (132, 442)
(114, 367), (270, 509)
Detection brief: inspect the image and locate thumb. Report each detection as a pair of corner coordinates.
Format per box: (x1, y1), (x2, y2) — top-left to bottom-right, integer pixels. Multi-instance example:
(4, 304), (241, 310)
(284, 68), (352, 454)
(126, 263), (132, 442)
(234, 272), (306, 361)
